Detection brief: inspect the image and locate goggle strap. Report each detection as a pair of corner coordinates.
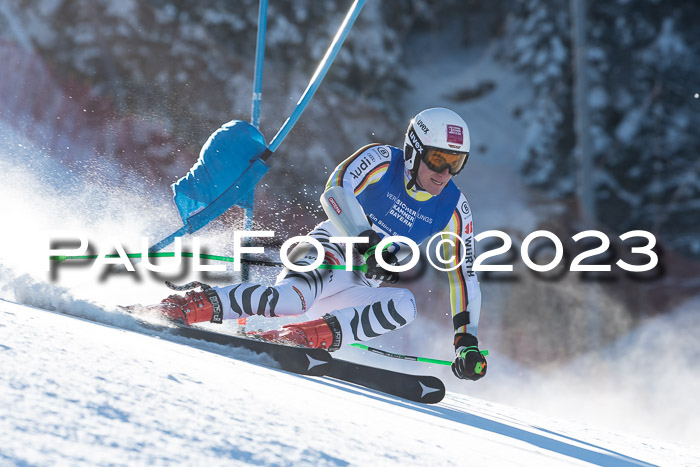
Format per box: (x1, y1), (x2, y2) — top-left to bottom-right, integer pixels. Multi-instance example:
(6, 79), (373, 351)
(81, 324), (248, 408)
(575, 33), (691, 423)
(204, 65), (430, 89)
(407, 126), (426, 158)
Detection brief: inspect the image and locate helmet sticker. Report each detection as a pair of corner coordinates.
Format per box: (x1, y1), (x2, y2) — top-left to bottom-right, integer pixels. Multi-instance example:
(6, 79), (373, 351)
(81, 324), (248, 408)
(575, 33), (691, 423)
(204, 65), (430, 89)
(446, 125), (463, 145)
(415, 118), (430, 134)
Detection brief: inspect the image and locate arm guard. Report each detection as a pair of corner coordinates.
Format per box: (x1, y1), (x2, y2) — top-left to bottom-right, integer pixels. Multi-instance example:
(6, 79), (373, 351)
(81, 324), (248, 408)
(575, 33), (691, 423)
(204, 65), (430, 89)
(320, 185), (371, 237)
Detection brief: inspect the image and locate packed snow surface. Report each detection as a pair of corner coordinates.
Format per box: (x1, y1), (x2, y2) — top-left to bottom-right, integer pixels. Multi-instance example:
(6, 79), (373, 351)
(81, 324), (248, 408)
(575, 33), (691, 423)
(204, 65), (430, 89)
(1, 299), (699, 466)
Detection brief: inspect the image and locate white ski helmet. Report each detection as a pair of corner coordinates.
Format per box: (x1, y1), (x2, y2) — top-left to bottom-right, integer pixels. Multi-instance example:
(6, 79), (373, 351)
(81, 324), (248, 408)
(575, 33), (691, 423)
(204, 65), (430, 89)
(403, 108), (470, 187)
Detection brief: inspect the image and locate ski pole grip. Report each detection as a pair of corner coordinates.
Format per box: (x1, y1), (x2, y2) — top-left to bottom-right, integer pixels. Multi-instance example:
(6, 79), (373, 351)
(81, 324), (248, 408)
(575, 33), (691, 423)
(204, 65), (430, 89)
(474, 350), (489, 374)
(457, 348), (489, 374)
(363, 244), (377, 262)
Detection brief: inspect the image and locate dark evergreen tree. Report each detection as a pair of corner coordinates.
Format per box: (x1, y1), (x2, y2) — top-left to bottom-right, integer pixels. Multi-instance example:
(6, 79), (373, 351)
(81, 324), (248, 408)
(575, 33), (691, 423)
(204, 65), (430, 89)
(498, 0), (576, 196)
(501, 0), (700, 257)
(589, 1), (700, 257)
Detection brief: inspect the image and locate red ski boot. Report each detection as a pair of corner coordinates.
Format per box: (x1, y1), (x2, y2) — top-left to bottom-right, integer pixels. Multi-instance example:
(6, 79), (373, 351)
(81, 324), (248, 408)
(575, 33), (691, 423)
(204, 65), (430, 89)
(255, 314), (342, 351)
(152, 286), (223, 326)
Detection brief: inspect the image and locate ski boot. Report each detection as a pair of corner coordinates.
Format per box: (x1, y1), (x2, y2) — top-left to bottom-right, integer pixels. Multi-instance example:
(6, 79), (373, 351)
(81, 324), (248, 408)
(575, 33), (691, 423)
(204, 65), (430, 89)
(254, 314), (342, 351)
(149, 281), (223, 326)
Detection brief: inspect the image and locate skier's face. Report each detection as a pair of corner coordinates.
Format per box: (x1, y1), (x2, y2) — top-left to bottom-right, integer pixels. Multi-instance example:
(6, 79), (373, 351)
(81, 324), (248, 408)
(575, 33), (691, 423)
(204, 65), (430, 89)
(416, 162), (452, 195)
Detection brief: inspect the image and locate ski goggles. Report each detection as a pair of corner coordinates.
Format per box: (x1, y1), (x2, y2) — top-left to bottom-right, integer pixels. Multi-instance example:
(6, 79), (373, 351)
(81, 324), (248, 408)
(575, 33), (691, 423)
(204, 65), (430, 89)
(422, 147), (469, 175)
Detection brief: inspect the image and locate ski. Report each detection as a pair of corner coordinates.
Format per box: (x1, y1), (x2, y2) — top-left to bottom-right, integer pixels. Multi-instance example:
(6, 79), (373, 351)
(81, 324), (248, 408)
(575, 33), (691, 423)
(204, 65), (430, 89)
(328, 359), (446, 404)
(21, 299), (443, 401)
(120, 306), (332, 376)
(120, 304), (443, 400)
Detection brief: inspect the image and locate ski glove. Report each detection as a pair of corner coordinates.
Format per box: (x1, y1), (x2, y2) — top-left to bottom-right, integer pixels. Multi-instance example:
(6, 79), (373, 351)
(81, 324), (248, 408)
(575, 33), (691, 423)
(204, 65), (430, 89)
(452, 333), (487, 381)
(357, 229), (400, 284)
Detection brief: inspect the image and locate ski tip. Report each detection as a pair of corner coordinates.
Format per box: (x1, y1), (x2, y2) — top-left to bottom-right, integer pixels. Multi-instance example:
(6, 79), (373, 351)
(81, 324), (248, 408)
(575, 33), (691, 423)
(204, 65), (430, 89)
(418, 379), (446, 404)
(305, 352), (333, 375)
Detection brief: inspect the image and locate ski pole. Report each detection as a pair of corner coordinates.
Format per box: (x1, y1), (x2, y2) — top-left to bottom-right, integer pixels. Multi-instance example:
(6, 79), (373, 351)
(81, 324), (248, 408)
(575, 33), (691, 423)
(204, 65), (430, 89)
(49, 252), (369, 270)
(350, 343), (489, 367)
(50, 251), (242, 263)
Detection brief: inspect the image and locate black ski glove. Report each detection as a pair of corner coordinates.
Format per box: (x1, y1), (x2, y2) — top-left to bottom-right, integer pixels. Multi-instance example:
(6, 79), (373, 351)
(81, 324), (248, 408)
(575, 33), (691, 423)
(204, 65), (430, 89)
(356, 229), (399, 283)
(452, 333), (487, 381)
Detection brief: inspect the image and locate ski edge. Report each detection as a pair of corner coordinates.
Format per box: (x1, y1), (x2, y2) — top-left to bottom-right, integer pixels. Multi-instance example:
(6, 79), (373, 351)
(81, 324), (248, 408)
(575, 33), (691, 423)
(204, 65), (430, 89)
(328, 359), (446, 404)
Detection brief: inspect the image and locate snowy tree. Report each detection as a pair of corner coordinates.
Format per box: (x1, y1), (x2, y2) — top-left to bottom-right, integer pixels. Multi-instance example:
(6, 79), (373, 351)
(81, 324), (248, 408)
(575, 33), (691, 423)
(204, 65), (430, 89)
(500, 0), (700, 258)
(498, 0), (576, 196)
(589, 1), (700, 258)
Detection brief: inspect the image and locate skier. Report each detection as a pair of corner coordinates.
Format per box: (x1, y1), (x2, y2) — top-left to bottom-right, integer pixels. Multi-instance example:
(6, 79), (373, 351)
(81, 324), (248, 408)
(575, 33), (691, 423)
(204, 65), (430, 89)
(154, 108), (486, 381)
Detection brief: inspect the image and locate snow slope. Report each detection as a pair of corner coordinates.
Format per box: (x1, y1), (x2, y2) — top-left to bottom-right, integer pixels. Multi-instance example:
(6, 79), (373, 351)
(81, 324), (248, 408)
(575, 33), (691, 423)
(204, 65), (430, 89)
(2, 298), (699, 466)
